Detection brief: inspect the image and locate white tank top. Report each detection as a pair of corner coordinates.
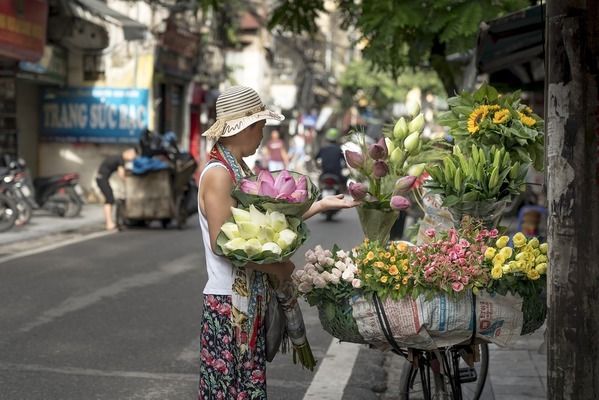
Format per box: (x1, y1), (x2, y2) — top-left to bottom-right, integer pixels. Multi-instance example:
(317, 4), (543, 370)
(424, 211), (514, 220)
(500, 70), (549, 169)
(198, 162), (235, 295)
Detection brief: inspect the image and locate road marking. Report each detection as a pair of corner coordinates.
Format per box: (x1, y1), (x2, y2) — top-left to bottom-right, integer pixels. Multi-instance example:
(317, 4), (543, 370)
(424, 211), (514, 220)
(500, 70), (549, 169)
(0, 230), (116, 265)
(0, 361), (306, 389)
(18, 254), (199, 333)
(302, 340), (362, 399)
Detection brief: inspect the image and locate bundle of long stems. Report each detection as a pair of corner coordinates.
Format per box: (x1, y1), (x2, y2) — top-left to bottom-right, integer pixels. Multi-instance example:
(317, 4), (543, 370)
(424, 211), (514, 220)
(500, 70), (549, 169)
(275, 280), (316, 370)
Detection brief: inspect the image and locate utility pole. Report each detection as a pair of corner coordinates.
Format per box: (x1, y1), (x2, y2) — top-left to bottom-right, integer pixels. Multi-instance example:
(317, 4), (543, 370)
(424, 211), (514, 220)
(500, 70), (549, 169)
(546, 1), (599, 398)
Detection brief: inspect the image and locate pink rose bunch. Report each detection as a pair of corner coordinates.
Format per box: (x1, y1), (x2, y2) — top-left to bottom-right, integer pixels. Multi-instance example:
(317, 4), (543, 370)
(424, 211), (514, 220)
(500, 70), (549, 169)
(411, 227), (498, 296)
(240, 170), (308, 203)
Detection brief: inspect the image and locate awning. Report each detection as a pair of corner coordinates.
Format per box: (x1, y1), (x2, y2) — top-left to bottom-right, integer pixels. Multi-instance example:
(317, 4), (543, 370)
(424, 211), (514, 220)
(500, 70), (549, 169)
(476, 5), (544, 74)
(74, 0), (147, 41)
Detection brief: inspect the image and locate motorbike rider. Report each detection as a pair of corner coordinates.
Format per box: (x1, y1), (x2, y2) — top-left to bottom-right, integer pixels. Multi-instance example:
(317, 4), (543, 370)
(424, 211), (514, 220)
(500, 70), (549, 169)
(315, 128), (346, 187)
(96, 148), (137, 230)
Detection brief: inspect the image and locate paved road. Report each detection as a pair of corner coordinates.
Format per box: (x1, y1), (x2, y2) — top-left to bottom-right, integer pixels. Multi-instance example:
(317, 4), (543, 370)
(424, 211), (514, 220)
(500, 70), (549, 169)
(0, 208), (372, 400)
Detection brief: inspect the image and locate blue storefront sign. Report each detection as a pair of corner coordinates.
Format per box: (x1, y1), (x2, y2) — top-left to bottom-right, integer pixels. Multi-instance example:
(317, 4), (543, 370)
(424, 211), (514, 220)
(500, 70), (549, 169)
(41, 87), (149, 143)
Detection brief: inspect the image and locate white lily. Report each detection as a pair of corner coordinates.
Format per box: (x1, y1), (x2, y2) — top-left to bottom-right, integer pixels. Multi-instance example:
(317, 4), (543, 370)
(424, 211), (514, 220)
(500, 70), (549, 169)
(221, 222), (240, 240)
(230, 207), (251, 225)
(249, 204), (268, 226)
(257, 226), (276, 243)
(223, 238), (247, 254)
(277, 228), (298, 250)
(269, 211), (288, 232)
(238, 221), (260, 239)
(244, 238), (263, 256)
(262, 242), (282, 255)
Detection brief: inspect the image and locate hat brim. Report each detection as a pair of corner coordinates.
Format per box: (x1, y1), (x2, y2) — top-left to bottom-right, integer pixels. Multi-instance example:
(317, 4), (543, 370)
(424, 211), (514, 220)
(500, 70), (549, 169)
(202, 109), (284, 138)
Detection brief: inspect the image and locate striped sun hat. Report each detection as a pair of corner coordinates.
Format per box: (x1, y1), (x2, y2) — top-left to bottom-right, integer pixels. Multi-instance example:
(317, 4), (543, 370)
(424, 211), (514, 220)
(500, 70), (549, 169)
(202, 86), (284, 142)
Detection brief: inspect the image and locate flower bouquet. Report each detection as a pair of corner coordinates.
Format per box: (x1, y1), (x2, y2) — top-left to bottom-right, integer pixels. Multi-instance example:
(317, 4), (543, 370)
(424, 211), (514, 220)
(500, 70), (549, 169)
(233, 170), (319, 218)
(345, 102), (447, 243)
(425, 84), (544, 227)
(437, 83), (544, 171)
(484, 232), (548, 334)
(216, 205), (309, 266)
(293, 245), (364, 343)
(425, 143), (528, 227)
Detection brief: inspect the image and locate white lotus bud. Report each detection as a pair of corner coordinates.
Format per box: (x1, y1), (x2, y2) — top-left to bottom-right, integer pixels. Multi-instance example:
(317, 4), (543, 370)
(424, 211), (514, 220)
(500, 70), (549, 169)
(221, 222), (240, 240)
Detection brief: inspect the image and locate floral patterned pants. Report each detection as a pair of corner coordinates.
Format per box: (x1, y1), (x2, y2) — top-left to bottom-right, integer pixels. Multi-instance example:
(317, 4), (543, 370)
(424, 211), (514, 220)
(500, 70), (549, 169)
(198, 294), (267, 400)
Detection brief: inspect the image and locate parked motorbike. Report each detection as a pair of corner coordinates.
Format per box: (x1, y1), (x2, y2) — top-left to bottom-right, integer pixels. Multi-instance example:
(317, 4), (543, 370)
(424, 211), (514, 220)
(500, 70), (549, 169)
(4, 157), (84, 218)
(0, 172), (18, 232)
(0, 168), (33, 226)
(318, 173), (343, 221)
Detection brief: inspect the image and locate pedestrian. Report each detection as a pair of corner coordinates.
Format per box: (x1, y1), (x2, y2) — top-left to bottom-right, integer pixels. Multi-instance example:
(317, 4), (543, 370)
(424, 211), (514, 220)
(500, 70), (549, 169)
(96, 148), (137, 230)
(288, 133), (307, 173)
(264, 129), (289, 171)
(197, 86), (359, 400)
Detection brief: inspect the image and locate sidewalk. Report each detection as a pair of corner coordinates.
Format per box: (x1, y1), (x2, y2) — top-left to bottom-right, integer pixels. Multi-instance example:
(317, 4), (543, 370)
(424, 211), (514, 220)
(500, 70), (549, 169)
(0, 204), (105, 256)
(381, 327), (547, 399)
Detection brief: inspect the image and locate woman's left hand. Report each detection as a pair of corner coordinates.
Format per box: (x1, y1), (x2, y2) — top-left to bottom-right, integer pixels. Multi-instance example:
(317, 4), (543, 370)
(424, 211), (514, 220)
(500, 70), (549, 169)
(318, 194), (361, 212)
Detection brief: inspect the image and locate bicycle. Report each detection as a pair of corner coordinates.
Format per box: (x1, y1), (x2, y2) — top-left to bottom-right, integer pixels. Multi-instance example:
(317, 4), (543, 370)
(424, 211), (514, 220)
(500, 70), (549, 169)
(372, 294), (489, 400)
(397, 343), (489, 400)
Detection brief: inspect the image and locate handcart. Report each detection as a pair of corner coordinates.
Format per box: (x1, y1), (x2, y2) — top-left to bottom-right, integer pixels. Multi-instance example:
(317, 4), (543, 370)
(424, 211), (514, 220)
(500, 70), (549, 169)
(116, 155), (197, 229)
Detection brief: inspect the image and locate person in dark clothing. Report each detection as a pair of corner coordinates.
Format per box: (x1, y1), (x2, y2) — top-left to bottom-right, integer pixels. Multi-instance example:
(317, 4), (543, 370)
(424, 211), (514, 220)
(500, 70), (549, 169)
(315, 128), (346, 185)
(96, 148), (137, 230)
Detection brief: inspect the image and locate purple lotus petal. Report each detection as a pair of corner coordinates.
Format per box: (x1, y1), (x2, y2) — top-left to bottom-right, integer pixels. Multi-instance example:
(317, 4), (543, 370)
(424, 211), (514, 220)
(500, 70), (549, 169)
(289, 189), (308, 203)
(258, 180), (277, 197)
(344, 150), (365, 169)
(348, 182), (368, 200)
(368, 137), (388, 160)
(258, 169), (275, 186)
(240, 179), (259, 195)
(373, 160), (389, 178)
(390, 195), (411, 211)
(394, 176), (417, 193)
(296, 175), (308, 192)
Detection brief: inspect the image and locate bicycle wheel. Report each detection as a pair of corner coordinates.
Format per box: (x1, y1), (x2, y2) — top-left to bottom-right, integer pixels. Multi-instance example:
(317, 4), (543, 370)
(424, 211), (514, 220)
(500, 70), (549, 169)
(399, 343), (489, 400)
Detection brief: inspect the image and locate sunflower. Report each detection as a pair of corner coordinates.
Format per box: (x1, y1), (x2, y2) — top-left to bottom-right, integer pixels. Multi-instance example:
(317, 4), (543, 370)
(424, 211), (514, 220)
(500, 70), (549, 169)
(487, 104), (501, 111)
(518, 112), (536, 127)
(493, 108), (511, 124)
(467, 105), (489, 134)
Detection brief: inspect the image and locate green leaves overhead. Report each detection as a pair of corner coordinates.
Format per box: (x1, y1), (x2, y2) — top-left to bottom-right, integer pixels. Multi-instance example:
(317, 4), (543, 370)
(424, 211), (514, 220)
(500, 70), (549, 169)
(268, 0), (529, 82)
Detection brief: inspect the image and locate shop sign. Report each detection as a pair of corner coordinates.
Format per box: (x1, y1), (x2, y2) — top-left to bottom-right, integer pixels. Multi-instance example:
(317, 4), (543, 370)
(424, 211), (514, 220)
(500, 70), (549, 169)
(18, 45), (67, 84)
(40, 87), (149, 144)
(0, 0), (48, 61)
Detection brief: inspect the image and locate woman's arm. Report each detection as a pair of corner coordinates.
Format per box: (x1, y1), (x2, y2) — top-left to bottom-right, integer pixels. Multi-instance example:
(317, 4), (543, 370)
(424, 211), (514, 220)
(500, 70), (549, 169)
(302, 194), (361, 220)
(202, 167), (237, 252)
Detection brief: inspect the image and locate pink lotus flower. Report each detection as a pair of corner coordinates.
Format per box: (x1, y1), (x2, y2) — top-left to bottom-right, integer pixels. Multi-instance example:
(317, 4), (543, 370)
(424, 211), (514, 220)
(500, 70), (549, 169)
(348, 182), (368, 200)
(239, 169), (312, 203)
(390, 195), (410, 211)
(296, 175), (307, 192)
(290, 189), (308, 202)
(258, 169), (275, 186)
(368, 137), (388, 160)
(344, 150), (365, 169)
(240, 179), (259, 195)
(258, 180), (277, 197)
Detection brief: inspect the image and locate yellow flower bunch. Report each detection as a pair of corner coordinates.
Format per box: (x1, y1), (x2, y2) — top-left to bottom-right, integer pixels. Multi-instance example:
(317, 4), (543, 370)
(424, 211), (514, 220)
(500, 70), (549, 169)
(354, 239), (413, 300)
(485, 233), (548, 281)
